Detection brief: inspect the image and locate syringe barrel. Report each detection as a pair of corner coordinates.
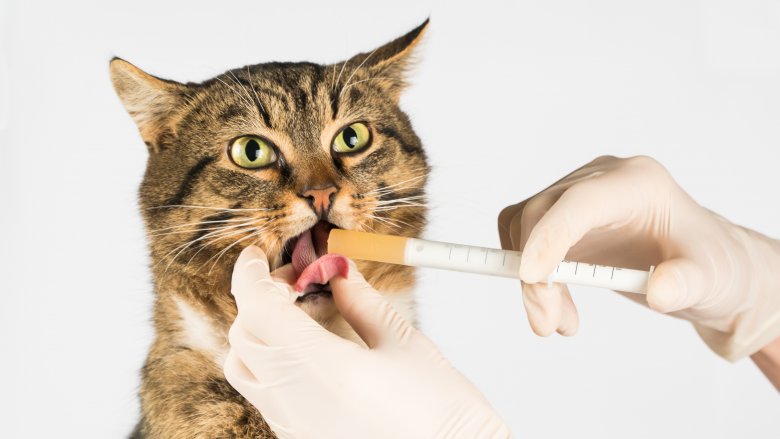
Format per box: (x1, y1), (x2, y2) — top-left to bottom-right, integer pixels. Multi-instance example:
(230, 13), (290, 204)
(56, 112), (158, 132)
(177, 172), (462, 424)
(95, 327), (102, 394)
(403, 238), (649, 294)
(549, 261), (650, 294)
(404, 238), (522, 278)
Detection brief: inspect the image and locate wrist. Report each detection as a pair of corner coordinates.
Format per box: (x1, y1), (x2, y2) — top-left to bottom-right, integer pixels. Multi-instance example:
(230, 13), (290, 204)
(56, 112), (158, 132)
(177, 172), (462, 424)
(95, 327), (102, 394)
(693, 225), (780, 361)
(751, 335), (780, 391)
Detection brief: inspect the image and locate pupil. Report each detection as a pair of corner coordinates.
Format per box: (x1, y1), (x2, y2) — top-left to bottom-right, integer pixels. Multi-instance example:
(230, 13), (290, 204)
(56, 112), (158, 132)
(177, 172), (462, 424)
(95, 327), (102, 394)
(245, 139), (260, 161)
(343, 127), (358, 148)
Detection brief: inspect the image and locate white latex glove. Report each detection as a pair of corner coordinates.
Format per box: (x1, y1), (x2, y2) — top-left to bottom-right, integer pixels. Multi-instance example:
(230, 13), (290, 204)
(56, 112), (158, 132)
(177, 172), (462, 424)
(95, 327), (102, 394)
(498, 155), (780, 361)
(224, 245), (513, 439)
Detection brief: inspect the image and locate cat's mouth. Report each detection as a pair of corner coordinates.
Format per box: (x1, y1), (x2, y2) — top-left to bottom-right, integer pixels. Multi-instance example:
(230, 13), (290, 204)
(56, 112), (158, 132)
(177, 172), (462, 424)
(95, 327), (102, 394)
(281, 220), (339, 302)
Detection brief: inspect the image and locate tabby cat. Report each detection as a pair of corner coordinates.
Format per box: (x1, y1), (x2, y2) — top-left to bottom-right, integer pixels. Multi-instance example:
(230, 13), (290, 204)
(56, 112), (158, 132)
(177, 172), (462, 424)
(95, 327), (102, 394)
(110, 20), (430, 438)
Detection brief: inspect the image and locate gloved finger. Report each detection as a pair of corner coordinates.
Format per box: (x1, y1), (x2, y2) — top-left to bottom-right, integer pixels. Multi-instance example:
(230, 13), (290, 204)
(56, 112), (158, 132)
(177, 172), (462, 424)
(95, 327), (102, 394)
(511, 189), (565, 252)
(519, 174), (635, 283)
(557, 284), (579, 336)
(329, 259), (416, 349)
(506, 164), (619, 253)
(498, 157), (620, 250)
(498, 200), (528, 249)
(647, 258), (709, 313)
(231, 246), (335, 346)
(271, 263), (297, 285)
(521, 281), (566, 336)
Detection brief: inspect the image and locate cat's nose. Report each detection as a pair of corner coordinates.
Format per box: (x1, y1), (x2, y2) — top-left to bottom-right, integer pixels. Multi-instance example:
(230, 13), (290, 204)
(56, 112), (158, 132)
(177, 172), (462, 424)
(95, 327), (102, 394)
(299, 184), (339, 219)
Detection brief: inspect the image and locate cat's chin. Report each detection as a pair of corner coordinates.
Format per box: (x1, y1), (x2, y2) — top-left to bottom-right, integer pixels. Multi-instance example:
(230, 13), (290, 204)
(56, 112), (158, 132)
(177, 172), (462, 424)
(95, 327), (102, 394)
(295, 292), (338, 321)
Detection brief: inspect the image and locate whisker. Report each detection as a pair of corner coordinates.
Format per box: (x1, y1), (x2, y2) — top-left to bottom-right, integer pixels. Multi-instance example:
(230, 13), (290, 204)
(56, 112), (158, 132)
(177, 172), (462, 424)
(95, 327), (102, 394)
(367, 195), (428, 206)
(365, 214), (402, 231)
(367, 213), (418, 229)
(372, 206), (426, 213)
(164, 224), (263, 274)
(148, 204), (274, 212)
(365, 214), (420, 233)
(339, 76), (392, 96)
(244, 66), (267, 116)
(339, 48), (379, 99)
(330, 64), (337, 92)
(215, 76), (254, 110)
(206, 228), (268, 275)
(155, 220), (265, 273)
(332, 59), (349, 95)
(359, 220), (379, 234)
(186, 223), (271, 269)
(229, 70), (260, 116)
(228, 71), (253, 104)
(148, 216), (254, 234)
(374, 202), (427, 208)
(360, 174), (428, 196)
(373, 195), (428, 205)
(148, 218), (263, 238)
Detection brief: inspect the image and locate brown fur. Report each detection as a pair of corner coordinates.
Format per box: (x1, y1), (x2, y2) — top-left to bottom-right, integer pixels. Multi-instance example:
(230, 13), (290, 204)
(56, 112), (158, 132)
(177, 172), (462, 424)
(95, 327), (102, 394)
(112, 21), (430, 438)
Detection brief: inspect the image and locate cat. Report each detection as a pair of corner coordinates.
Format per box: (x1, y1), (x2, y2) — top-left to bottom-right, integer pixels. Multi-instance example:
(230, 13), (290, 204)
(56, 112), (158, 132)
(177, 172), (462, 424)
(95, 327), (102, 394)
(111, 20), (430, 438)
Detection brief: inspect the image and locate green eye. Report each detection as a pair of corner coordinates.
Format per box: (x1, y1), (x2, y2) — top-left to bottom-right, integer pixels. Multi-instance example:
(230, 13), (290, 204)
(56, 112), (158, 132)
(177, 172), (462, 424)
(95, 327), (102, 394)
(333, 122), (371, 153)
(229, 136), (277, 169)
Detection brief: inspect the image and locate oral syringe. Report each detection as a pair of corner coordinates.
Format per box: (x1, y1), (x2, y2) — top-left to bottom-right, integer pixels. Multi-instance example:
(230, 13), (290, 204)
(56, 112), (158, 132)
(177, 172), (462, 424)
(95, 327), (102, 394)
(328, 229), (650, 294)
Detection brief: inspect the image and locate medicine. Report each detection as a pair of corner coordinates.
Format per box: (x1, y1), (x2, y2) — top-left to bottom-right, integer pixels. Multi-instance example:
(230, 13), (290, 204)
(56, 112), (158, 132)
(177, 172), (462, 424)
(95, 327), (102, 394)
(328, 229), (650, 294)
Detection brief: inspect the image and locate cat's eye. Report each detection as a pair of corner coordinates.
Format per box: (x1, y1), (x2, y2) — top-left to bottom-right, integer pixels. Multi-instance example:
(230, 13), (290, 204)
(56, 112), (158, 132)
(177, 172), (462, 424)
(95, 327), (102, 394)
(332, 122), (371, 154)
(228, 135), (277, 169)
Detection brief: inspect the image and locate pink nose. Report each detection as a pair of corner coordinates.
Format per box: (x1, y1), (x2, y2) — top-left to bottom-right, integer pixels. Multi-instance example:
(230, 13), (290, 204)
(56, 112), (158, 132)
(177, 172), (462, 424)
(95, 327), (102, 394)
(300, 185), (338, 218)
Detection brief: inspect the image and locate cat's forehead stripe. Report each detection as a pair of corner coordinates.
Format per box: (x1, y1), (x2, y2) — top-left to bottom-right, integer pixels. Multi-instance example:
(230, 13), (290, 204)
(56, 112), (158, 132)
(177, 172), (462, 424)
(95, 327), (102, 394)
(163, 156), (216, 207)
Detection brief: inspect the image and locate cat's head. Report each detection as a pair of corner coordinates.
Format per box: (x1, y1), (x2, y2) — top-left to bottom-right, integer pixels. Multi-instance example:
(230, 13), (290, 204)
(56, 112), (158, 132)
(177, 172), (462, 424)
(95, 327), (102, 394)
(110, 21), (429, 315)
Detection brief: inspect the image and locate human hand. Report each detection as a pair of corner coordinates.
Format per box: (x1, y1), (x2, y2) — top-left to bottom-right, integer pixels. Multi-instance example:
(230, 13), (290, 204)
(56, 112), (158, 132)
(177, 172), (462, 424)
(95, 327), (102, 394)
(224, 246), (512, 439)
(498, 155), (780, 360)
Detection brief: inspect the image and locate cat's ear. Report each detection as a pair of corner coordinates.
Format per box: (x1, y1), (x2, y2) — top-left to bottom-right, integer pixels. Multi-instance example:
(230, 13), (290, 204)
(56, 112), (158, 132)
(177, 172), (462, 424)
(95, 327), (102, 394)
(109, 58), (185, 153)
(344, 18), (429, 101)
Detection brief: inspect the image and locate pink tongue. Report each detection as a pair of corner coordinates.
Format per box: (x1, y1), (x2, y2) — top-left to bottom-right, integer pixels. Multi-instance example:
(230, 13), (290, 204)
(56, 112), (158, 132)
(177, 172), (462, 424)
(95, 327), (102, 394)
(294, 254), (349, 293)
(291, 229), (317, 275)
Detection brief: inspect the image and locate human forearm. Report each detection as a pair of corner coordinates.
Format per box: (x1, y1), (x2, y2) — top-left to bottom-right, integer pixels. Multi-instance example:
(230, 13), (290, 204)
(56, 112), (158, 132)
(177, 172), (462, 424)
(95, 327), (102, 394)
(751, 335), (780, 391)
(747, 234), (780, 390)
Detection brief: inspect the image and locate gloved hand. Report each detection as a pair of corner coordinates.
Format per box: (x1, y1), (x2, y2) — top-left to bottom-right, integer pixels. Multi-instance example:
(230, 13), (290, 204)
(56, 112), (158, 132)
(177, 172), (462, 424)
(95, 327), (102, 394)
(498, 155), (780, 361)
(224, 246), (513, 439)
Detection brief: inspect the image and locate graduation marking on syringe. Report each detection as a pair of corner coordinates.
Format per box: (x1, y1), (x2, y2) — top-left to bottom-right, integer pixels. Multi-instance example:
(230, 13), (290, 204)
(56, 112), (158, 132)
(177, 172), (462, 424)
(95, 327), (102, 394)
(328, 230), (651, 295)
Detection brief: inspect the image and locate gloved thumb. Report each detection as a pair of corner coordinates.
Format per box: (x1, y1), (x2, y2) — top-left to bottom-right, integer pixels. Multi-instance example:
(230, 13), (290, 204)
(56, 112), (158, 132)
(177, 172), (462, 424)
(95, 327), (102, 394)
(646, 258), (708, 313)
(329, 260), (415, 349)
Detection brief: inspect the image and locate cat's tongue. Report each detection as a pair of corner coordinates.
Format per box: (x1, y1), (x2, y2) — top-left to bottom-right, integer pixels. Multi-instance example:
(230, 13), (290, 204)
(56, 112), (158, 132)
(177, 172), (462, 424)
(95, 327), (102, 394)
(291, 229), (317, 275)
(290, 222), (348, 293)
(291, 221), (335, 276)
(294, 254), (349, 293)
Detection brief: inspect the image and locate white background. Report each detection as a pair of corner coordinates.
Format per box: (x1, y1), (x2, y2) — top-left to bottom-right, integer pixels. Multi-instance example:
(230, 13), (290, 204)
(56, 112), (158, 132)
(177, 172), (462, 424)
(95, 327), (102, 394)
(2, 0), (779, 437)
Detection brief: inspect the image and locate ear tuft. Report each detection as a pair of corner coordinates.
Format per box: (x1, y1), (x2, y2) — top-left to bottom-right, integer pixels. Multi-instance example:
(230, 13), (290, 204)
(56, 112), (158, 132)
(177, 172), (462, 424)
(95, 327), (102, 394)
(341, 19), (429, 101)
(361, 18), (429, 69)
(109, 58), (184, 152)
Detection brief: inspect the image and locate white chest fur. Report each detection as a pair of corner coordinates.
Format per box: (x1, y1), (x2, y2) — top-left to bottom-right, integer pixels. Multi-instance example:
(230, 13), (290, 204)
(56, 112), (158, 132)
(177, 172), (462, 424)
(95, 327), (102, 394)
(174, 297), (229, 367)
